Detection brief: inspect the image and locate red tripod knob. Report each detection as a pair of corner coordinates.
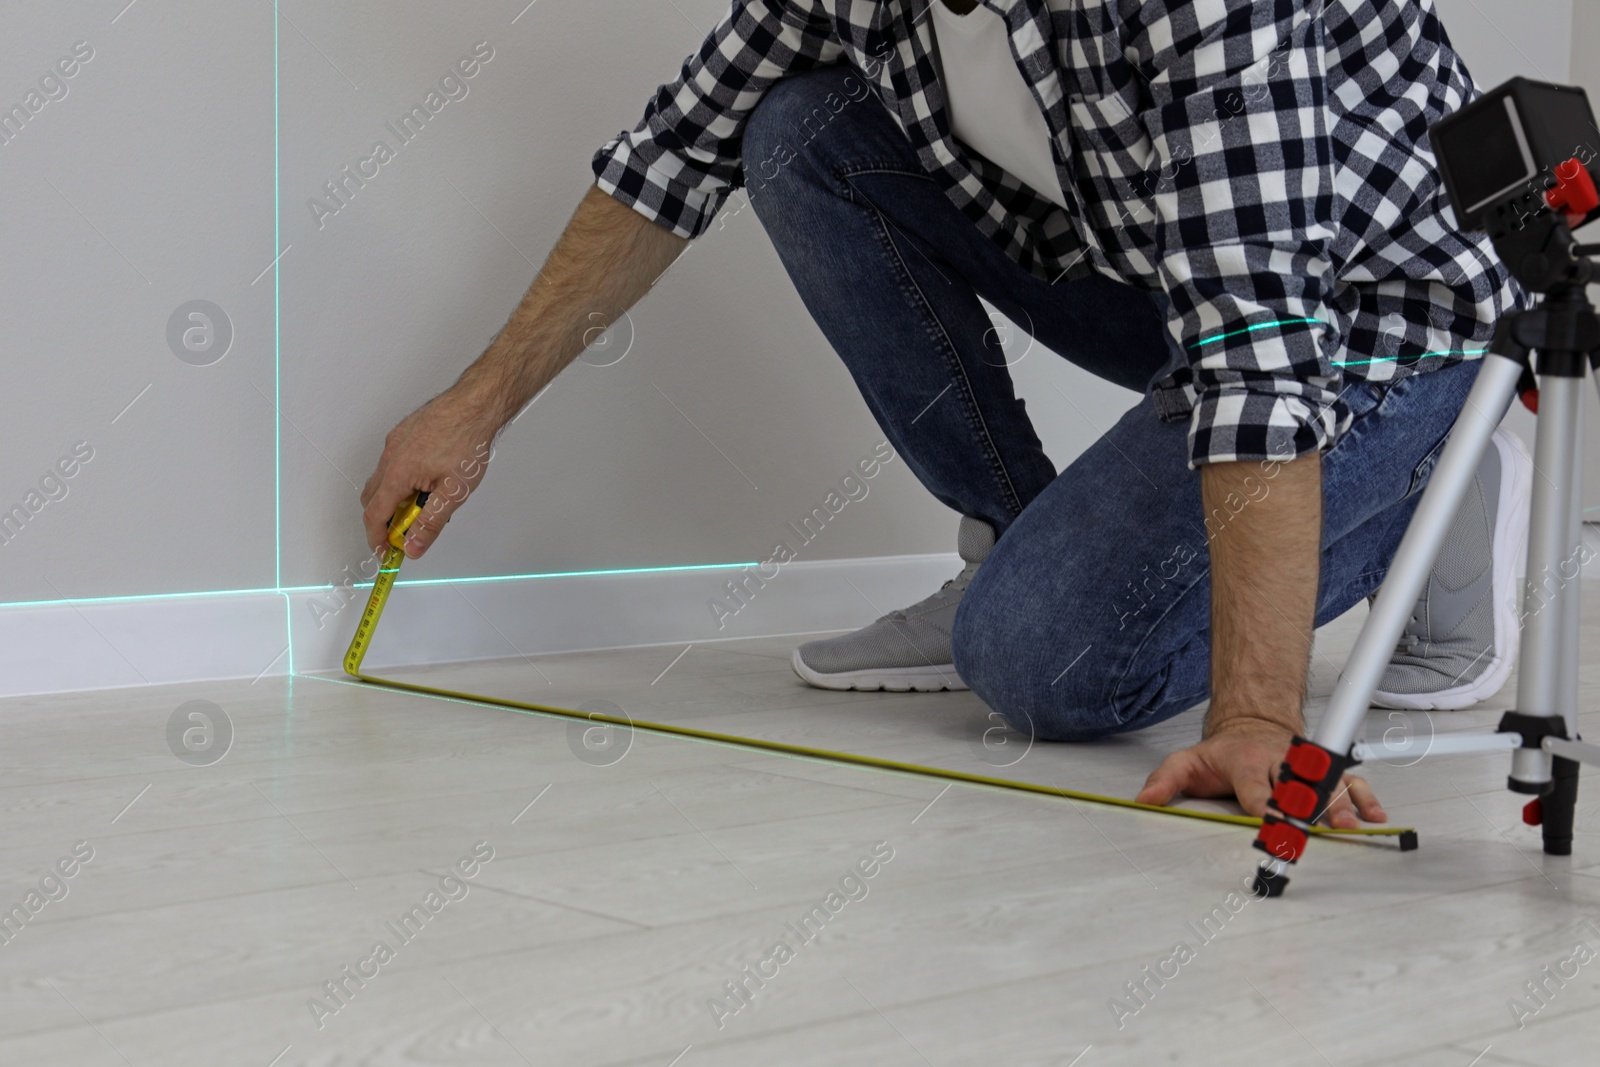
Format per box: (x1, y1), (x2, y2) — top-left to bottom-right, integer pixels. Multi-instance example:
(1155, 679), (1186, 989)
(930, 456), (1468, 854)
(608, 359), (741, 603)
(1544, 157), (1599, 228)
(1523, 798), (1543, 826)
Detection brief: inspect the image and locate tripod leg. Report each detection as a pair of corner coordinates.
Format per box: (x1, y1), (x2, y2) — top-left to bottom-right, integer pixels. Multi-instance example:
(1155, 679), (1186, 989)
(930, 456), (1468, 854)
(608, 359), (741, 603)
(1249, 354), (1524, 896)
(1317, 355), (1522, 749)
(1540, 383), (1587, 855)
(1512, 375), (1586, 793)
(1557, 397), (1584, 738)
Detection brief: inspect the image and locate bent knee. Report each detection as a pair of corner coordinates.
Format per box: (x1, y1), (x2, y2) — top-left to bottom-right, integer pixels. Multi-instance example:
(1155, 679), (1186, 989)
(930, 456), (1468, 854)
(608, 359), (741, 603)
(952, 603), (1127, 743)
(744, 66), (904, 207)
(953, 586), (1206, 743)
(745, 69), (854, 189)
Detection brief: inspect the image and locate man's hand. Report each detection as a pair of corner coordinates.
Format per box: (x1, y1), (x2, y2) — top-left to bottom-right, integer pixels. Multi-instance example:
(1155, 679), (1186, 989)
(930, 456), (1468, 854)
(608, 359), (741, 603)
(360, 384), (500, 559)
(359, 184), (689, 559)
(1131, 451), (1387, 829)
(1135, 720), (1386, 829)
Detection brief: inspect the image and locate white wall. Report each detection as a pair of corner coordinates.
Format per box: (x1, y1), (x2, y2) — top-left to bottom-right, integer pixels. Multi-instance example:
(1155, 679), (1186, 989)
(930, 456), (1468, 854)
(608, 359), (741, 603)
(1, 0), (960, 618)
(0, 0), (1588, 693)
(1574, 0), (1600, 512)
(1, 2), (277, 601)
(1435, 0), (1571, 85)
(1428, 0), (1600, 515)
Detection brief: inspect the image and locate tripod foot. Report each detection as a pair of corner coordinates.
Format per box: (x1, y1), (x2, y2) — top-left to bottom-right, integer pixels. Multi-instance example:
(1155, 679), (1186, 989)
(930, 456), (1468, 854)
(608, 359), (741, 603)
(1542, 755), (1580, 856)
(1252, 865), (1289, 898)
(1249, 737), (1358, 897)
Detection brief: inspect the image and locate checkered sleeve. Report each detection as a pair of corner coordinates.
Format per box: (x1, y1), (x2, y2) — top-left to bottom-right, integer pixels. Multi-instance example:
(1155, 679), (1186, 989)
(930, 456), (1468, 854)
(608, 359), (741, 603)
(592, 1), (843, 240)
(1134, 1), (1347, 468)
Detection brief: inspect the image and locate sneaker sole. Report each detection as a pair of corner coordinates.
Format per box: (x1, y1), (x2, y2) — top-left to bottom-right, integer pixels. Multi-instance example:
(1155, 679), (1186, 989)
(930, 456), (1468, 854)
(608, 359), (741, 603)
(790, 649), (968, 693)
(1373, 429), (1532, 711)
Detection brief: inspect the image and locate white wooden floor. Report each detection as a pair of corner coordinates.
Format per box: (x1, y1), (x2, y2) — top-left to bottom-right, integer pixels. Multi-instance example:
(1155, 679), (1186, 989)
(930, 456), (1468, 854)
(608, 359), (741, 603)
(3, 596), (1599, 1066)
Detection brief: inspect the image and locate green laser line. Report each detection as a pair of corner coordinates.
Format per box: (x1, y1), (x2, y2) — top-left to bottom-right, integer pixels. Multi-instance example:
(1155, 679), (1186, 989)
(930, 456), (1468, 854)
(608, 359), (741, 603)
(0, 587), (285, 611)
(1333, 348), (1489, 367)
(0, 562), (762, 613)
(274, 1), (281, 592)
(1188, 317), (1324, 349)
(353, 560), (763, 590)
(1188, 316), (1491, 370)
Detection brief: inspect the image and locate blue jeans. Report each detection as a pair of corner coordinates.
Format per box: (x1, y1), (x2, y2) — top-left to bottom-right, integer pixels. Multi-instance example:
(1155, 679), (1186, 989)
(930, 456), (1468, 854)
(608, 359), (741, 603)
(744, 67), (1482, 741)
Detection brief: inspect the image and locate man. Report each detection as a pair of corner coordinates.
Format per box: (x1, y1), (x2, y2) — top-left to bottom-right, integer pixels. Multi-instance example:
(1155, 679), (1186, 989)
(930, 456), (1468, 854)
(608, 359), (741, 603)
(362, 0), (1531, 829)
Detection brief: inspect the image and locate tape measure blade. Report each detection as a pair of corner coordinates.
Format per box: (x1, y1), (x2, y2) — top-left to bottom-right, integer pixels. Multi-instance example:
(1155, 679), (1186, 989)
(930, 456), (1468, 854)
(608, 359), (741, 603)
(343, 547), (404, 676)
(340, 536), (1416, 842)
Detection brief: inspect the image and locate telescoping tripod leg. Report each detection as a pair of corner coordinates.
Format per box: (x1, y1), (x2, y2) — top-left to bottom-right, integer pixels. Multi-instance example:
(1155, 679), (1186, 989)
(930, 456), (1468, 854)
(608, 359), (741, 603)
(1248, 353), (1526, 897)
(1540, 406), (1586, 854)
(1515, 369), (1588, 853)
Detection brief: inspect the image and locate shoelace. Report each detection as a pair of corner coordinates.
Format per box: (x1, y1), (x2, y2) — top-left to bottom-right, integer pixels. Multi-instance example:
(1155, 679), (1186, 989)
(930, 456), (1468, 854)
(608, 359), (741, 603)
(1372, 592), (1426, 653)
(878, 561), (983, 623)
(1393, 606), (1428, 655)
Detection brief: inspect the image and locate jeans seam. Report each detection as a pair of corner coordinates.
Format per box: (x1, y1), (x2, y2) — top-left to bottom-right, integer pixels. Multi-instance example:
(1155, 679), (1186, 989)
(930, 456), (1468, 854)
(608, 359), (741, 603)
(1349, 568), (1389, 596)
(840, 168), (1027, 517)
(1404, 432), (1451, 499)
(835, 163), (932, 182)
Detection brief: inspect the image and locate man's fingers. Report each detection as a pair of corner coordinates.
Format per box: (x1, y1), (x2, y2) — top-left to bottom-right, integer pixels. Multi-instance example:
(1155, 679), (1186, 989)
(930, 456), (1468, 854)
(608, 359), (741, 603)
(401, 525), (435, 559)
(363, 468), (480, 558)
(363, 476), (419, 555)
(361, 386), (501, 560)
(363, 494), (396, 554)
(399, 492), (465, 559)
(1314, 776), (1386, 829)
(1342, 775), (1387, 825)
(1135, 754), (1194, 807)
(1133, 774), (1179, 808)
(1322, 789), (1360, 830)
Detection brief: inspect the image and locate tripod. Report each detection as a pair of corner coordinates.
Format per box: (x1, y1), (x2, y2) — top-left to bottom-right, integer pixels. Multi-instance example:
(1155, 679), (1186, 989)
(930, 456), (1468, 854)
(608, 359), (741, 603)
(1249, 167), (1600, 898)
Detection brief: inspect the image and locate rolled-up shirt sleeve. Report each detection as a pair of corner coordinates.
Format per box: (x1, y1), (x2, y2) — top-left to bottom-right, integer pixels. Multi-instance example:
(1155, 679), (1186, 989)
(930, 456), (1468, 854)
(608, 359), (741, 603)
(1135, 3), (1346, 468)
(592, 1), (842, 240)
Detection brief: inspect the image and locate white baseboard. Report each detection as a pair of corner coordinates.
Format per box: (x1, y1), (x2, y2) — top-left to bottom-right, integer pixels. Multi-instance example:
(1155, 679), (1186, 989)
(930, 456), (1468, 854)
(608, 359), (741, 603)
(0, 554), (961, 699)
(4, 527), (1598, 700)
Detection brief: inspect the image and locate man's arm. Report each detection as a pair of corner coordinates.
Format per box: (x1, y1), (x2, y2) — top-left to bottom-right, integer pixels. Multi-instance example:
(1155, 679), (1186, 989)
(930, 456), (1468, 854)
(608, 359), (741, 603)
(1134, 454), (1386, 828)
(360, 185), (687, 557)
(363, 2), (841, 556)
(1112, 3), (1384, 825)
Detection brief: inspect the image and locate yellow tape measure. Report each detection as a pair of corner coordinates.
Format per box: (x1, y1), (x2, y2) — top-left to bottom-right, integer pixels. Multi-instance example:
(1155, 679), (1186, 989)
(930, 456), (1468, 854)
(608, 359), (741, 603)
(343, 491), (1414, 842)
(342, 491), (428, 677)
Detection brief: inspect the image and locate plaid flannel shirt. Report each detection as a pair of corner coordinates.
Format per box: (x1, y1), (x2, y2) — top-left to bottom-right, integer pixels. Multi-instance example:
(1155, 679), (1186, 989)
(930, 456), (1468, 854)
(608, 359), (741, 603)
(592, 0), (1524, 468)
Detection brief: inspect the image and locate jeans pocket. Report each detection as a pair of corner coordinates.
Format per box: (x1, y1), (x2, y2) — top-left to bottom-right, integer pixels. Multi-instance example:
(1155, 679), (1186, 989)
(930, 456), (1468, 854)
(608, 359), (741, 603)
(1404, 431), (1451, 499)
(1384, 363), (1478, 500)
(1340, 379), (1389, 422)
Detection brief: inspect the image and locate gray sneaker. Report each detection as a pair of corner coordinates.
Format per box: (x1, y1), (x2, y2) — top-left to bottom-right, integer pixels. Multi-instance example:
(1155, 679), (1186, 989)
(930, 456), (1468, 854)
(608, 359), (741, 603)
(791, 516), (995, 692)
(1373, 427), (1532, 710)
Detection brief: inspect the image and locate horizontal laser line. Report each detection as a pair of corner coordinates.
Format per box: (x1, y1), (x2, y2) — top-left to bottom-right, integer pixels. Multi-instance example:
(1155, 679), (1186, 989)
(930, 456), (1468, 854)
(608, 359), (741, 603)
(0, 561), (760, 612)
(1188, 317), (1324, 348)
(1333, 348), (1489, 367)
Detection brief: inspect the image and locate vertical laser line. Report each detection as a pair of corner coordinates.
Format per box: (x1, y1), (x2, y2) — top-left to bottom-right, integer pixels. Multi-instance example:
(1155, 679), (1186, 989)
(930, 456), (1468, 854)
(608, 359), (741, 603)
(274, 4), (288, 677)
(274, 2), (282, 596)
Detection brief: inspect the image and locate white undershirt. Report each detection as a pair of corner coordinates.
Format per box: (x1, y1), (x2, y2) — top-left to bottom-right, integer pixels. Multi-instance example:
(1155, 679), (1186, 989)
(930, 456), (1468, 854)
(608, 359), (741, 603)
(928, 0), (1068, 209)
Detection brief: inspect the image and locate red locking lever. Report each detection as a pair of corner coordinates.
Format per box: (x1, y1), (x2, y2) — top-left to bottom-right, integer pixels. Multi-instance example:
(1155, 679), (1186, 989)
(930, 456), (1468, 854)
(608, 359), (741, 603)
(1544, 157), (1599, 228)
